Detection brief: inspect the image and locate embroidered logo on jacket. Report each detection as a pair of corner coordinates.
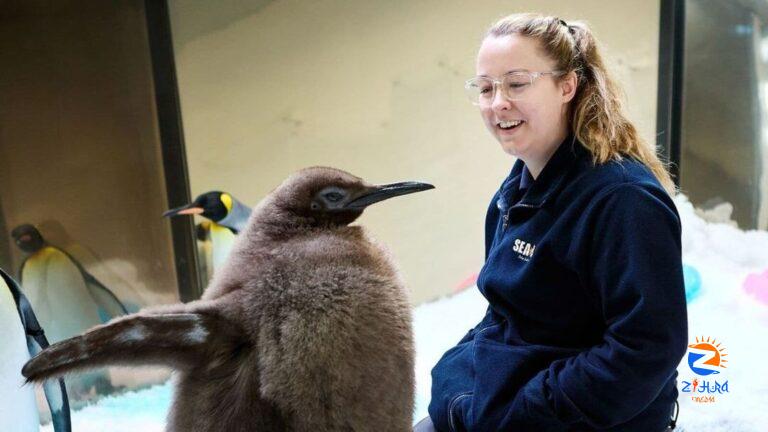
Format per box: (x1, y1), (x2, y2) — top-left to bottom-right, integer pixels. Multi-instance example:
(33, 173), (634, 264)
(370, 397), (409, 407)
(513, 238), (536, 261)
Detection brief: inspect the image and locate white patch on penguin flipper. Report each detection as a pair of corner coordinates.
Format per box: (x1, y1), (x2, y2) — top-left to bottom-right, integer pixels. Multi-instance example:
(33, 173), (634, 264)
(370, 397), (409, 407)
(184, 317), (209, 344)
(118, 326), (146, 343)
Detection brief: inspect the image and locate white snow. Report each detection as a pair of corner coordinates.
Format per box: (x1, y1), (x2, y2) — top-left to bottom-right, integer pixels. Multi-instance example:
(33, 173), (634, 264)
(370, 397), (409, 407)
(40, 382), (171, 432)
(38, 194), (768, 431)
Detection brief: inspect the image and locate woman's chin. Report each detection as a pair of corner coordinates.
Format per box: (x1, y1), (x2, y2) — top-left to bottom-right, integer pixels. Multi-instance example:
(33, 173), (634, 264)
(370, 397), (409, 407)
(498, 138), (526, 157)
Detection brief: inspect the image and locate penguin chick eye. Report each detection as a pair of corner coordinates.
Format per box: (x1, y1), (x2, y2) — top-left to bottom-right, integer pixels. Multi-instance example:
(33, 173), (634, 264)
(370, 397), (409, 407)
(323, 192), (344, 203)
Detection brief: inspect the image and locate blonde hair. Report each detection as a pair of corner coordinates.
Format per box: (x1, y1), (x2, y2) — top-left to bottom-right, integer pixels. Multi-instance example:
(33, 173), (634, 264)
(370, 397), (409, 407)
(486, 13), (678, 196)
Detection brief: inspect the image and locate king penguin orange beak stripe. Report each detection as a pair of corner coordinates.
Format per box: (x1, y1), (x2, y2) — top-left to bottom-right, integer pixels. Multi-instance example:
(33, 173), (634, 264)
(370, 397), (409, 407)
(163, 205), (205, 218)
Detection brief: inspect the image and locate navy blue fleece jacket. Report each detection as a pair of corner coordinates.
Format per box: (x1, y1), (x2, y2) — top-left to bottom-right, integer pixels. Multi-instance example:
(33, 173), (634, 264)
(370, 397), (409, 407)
(428, 135), (688, 431)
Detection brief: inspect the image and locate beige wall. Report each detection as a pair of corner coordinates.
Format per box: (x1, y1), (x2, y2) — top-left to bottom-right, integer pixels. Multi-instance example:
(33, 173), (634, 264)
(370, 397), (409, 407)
(169, 0), (660, 304)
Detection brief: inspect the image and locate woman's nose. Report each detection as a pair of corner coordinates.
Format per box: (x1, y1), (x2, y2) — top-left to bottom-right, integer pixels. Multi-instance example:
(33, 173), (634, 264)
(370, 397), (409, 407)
(491, 87), (511, 111)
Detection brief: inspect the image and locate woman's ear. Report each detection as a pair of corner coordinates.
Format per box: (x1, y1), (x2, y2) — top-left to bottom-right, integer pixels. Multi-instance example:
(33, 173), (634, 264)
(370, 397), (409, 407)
(561, 70), (578, 103)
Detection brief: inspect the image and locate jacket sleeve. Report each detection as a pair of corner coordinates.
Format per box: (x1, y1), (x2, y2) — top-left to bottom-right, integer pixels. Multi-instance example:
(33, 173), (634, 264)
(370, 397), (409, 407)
(463, 183), (689, 430)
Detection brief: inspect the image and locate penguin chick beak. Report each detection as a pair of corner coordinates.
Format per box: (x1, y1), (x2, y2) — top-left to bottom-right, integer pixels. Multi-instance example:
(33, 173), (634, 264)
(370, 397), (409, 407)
(163, 205), (205, 218)
(344, 181), (435, 209)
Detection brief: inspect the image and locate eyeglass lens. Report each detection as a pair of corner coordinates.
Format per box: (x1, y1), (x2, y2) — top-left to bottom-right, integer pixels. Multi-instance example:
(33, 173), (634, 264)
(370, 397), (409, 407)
(466, 73), (533, 104)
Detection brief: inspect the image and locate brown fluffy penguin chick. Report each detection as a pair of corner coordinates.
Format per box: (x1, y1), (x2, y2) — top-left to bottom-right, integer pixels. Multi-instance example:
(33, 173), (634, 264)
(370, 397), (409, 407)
(22, 167), (434, 432)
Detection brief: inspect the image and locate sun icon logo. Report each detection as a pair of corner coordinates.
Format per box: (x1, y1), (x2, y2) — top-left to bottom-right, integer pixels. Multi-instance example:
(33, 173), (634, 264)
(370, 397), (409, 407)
(687, 336), (728, 376)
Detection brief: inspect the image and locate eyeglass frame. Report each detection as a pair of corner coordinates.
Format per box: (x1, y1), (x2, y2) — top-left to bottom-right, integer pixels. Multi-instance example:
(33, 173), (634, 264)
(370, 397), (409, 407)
(464, 70), (568, 106)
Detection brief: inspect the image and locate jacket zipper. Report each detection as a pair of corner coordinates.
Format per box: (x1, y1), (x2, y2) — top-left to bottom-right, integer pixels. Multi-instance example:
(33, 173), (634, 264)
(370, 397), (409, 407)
(501, 203), (537, 230)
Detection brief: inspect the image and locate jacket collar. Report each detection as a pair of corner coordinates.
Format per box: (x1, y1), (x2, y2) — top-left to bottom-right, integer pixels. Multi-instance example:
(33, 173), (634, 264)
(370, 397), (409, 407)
(519, 166), (533, 191)
(497, 133), (589, 211)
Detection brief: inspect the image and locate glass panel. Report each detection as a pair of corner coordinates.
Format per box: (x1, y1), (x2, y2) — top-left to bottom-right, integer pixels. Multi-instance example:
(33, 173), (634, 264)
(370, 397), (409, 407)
(0, 0), (178, 413)
(681, 0), (767, 229)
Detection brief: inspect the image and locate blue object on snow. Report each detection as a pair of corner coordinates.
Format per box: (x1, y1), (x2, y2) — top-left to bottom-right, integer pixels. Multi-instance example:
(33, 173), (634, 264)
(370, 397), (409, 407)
(683, 264), (702, 303)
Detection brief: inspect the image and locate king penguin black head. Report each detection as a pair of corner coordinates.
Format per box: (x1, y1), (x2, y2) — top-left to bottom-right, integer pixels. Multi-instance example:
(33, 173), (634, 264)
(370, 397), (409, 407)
(11, 224), (45, 254)
(269, 167), (434, 228)
(164, 191), (231, 222)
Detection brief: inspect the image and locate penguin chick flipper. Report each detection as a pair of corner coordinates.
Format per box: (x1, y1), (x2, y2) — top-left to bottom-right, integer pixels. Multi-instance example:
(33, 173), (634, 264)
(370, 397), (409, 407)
(22, 312), (233, 383)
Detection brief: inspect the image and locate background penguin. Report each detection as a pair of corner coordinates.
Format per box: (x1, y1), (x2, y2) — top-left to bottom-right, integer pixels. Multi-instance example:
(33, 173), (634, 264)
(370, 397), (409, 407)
(0, 267), (40, 431)
(12, 224), (128, 333)
(194, 221), (214, 284)
(164, 191), (252, 277)
(11, 224), (127, 401)
(1, 267), (70, 432)
(23, 167), (432, 432)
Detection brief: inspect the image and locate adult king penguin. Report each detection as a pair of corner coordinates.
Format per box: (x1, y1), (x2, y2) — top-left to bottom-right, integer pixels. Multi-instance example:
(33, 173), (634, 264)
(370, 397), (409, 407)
(11, 224), (128, 340)
(23, 167), (432, 432)
(164, 191), (252, 274)
(12, 224), (128, 401)
(1, 267), (70, 432)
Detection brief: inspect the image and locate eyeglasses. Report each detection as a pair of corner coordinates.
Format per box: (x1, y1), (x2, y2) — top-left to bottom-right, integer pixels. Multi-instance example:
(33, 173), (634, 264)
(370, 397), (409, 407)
(464, 70), (565, 106)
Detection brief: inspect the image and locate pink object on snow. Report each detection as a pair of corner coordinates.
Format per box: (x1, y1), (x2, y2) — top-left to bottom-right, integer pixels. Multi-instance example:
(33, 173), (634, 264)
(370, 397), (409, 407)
(743, 269), (768, 305)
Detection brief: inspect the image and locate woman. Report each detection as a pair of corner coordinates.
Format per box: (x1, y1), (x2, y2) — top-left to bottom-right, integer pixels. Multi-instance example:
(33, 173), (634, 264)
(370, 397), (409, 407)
(416, 13), (688, 432)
